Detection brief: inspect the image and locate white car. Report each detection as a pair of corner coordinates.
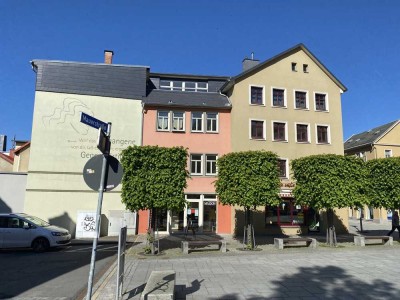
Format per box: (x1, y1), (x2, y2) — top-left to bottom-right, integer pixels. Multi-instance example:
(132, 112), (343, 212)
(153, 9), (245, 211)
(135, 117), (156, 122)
(0, 213), (71, 252)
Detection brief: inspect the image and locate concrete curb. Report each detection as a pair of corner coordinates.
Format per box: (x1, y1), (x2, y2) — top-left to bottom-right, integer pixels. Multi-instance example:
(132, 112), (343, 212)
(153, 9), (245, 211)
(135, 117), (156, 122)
(92, 259), (118, 299)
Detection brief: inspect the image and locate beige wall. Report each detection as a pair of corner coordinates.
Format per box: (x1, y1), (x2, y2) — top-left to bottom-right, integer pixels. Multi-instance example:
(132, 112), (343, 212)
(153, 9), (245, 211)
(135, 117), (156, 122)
(229, 49), (344, 171)
(228, 49), (348, 234)
(25, 91), (143, 235)
(12, 147), (30, 172)
(0, 158), (13, 172)
(374, 123), (400, 158)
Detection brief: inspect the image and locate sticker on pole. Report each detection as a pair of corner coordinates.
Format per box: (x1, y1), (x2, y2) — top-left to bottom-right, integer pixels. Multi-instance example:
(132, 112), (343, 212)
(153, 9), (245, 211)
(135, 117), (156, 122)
(83, 155), (123, 192)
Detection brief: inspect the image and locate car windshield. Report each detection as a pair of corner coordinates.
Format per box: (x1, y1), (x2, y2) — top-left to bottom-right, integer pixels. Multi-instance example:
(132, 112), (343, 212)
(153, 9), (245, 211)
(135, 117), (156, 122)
(23, 215), (50, 227)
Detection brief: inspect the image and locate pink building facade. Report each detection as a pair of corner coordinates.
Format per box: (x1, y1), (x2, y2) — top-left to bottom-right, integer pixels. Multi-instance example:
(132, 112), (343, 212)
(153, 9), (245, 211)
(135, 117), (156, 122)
(137, 74), (232, 234)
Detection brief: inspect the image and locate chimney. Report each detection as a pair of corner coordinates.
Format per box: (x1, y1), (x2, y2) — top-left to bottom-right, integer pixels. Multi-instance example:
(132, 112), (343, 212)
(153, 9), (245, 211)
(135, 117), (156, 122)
(104, 50), (114, 64)
(0, 135), (6, 152)
(242, 52), (260, 71)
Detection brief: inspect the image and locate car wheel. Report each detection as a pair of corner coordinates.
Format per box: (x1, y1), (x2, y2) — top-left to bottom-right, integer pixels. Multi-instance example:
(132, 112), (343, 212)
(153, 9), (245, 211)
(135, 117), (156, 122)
(32, 237), (50, 253)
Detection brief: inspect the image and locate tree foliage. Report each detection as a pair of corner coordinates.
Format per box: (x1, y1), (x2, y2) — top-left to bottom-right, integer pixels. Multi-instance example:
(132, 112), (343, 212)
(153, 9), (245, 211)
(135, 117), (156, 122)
(366, 157), (400, 209)
(292, 154), (368, 210)
(120, 145), (189, 212)
(214, 151), (281, 208)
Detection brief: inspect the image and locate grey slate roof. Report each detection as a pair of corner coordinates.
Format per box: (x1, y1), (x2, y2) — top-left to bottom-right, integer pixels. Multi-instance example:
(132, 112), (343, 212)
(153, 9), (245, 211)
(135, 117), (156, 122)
(144, 89), (231, 109)
(31, 60), (149, 99)
(220, 43), (347, 93)
(344, 120), (399, 151)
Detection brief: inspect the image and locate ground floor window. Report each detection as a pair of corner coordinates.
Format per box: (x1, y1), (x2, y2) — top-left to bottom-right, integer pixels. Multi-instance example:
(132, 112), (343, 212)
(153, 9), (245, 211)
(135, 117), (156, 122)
(265, 199), (305, 225)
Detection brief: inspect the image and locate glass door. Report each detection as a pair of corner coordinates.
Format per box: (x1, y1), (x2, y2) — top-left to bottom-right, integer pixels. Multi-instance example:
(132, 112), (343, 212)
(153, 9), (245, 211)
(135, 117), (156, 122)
(203, 200), (216, 232)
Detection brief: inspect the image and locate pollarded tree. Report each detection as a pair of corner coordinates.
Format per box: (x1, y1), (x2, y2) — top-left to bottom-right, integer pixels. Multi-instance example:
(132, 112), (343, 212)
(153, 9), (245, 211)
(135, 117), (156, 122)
(366, 157), (400, 211)
(215, 151), (280, 249)
(120, 145), (189, 230)
(292, 154), (368, 246)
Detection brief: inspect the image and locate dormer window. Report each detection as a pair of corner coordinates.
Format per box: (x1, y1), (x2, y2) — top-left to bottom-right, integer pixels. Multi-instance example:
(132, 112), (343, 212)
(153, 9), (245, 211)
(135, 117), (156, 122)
(159, 80), (208, 92)
(291, 62), (297, 72)
(303, 64), (309, 73)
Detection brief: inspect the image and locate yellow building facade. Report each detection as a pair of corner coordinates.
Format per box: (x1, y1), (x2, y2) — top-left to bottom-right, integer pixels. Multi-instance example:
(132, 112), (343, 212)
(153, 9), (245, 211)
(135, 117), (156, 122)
(222, 44), (349, 234)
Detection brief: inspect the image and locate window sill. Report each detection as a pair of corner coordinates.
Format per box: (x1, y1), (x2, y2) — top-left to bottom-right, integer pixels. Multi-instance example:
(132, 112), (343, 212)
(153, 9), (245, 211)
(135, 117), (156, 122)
(273, 140), (288, 143)
(271, 106), (287, 109)
(296, 141), (310, 144)
(294, 108), (309, 111)
(249, 103), (266, 107)
(250, 138), (266, 141)
(315, 109), (329, 113)
(316, 142), (331, 145)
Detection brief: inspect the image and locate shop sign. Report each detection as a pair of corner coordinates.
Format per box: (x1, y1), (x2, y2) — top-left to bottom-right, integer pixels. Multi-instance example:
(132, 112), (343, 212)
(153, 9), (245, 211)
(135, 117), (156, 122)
(204, 201), (216, 206)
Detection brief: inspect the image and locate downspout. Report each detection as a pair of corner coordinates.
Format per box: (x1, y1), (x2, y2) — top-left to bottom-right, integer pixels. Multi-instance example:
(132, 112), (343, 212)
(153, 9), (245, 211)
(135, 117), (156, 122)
(141, 100), (145, 146)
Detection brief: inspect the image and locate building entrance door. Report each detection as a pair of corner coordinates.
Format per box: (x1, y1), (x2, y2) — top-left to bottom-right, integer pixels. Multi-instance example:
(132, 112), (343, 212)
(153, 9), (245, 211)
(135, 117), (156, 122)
(203, 199), (216, 232)
(168, 194), (218, 234)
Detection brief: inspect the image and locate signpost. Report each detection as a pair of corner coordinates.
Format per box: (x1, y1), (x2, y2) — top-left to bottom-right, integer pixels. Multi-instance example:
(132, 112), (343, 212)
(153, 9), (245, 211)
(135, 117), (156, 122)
(79, 114), (114, 300)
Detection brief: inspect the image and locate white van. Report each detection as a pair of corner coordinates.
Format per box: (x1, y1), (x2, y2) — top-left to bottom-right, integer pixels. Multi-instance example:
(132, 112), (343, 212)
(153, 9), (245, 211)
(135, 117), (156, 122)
(0, 213), (71, 252)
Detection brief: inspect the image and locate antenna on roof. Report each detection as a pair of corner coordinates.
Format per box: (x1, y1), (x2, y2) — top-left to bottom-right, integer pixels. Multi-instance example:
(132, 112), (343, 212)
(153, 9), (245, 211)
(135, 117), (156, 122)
(11, 135), (16, 150)
(251, 52), (254, 60)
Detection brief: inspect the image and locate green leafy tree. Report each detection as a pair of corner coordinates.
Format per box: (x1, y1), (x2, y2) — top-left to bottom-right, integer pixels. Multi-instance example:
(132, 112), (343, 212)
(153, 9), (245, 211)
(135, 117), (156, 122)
(215, 151), (280, 249)
(120, 145), (189, 231)
(292, 154), (368, 246)
(366, 157), (400, 210)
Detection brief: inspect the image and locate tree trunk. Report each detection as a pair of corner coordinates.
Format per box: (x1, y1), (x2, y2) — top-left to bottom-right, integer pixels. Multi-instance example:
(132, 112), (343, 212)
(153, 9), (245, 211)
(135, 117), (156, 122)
(243, 207), (255, 250)
(326, 208), (337, 247)
(359, 207), (364, 233)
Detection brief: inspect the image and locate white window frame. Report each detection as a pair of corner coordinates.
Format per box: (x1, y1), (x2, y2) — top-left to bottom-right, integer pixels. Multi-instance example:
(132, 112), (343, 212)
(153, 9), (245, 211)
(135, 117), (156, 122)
(278, 158), (289, 179)
(157, 111), (170, 131)
(315, 124), (331, 144)
(190, 154), (203, 175)
(249, 85), (265, 106)
(385, 149), (393, 158)
(271, 87), (287, 108)
(291, 62), (297, 72)
(272, 120), (288, 142)
(314, 92), (329, 112)
(293, 89), (309, 110)
(195, 82), (208, 92)
(172, 111), (185, 132)
(191, 112), (204, 132)
(205, 112), (219, 133)
(249, 119), (266, 140)
(159, 80), (173, 90)
(294, 122), (310, 143)
(205, 154), (218, 176)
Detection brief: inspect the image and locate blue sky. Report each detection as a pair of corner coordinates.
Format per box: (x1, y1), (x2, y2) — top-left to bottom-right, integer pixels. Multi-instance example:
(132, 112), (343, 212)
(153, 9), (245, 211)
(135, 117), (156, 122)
(1, 0), (399, 151)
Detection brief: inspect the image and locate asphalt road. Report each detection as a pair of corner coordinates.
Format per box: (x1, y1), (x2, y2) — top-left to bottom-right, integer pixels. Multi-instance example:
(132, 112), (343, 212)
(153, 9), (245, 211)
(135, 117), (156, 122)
(0, 240), (119, 299)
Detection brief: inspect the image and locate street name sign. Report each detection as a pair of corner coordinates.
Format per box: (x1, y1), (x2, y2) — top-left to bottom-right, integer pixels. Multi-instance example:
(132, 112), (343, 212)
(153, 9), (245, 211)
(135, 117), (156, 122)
(80, 112), (108, 132)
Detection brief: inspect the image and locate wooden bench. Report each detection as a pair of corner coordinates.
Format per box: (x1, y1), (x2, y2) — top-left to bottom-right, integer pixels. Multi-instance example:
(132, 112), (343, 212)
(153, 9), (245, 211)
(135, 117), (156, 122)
(181, 240), (227, 254)
(274, 237), (317, 250)
(354, 236), (393, 247)
(140, 270), (175, 300)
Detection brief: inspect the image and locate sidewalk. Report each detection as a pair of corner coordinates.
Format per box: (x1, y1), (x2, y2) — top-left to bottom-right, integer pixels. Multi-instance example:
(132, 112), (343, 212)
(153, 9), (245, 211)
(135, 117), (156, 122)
(92, 219), (400, 299)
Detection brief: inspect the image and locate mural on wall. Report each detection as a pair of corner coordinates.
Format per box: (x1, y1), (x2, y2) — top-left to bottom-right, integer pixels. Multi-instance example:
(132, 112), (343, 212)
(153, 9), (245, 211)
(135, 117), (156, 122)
(40, 97), (136, 161)
(42, 97), (94, 135)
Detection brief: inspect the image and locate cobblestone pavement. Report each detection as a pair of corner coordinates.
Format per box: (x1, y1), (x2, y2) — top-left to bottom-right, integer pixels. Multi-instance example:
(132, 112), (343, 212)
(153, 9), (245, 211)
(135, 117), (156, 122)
(92, 219), (400, 299)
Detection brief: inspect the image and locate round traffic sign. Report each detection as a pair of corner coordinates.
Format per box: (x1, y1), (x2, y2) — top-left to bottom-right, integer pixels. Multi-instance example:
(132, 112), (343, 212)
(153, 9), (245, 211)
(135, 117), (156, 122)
(83, 155), (123, 192)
